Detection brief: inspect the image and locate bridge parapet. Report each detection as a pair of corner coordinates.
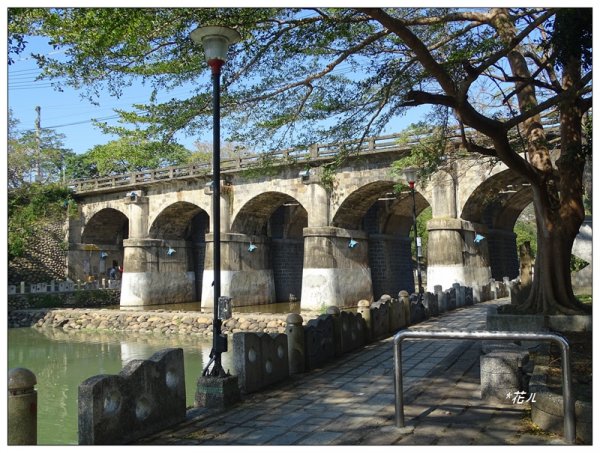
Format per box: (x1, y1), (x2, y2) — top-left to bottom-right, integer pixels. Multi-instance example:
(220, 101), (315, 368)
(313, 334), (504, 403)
(68, 132), (423, 195)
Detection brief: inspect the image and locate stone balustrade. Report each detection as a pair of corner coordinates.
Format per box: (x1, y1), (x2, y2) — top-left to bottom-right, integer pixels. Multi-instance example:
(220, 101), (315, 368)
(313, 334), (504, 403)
(8, 278), (121, 295)
(78, 348), (186, 445)
(231, 283), (491, 394)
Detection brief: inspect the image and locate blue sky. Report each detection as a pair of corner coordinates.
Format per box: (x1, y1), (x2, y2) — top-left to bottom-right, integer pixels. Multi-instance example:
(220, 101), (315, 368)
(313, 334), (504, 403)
(7, 2), (593, 158)
(5, 7), (431, 157)
(8, 36), (205, 155)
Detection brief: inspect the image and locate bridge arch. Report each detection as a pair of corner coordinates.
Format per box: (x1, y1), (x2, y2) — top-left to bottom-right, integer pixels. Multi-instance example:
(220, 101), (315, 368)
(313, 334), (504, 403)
(332, 180), (429, 230)
(81, 208), (129, 245)
(79, 208), (129, 281)
(231, 191), (308, 303)
(331, 180), (430, 298)
(148, 201), (210, 301)
(149, 201), (208, 240)
(231, 191), (308, 236)
(461, 169), (532, 280)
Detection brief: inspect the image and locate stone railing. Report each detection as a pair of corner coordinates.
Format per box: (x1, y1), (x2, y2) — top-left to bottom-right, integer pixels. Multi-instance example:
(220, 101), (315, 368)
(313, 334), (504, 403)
(78, 348), (186, 445)
(232, 280), (498, 394)
(67, 119), (560, 195)
(67, 132), (418, 194)
(8, 279), (121, 295)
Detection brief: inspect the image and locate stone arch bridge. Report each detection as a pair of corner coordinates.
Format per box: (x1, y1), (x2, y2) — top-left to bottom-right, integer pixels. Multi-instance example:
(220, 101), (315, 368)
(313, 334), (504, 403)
(66, 132), (533, 310)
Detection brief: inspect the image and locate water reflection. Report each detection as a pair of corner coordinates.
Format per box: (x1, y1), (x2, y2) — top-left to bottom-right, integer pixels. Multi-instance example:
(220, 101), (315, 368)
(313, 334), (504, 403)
(8, 328), (230, 445)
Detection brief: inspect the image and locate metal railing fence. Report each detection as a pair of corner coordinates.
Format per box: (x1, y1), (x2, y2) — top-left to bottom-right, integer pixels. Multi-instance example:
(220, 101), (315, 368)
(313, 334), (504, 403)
(392, 329), (574, 444)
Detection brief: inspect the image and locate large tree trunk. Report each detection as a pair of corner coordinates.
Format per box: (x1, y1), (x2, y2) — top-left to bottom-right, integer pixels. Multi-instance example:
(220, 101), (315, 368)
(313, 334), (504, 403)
(491, 8), (589, 315)
(521, 190), (590, 314)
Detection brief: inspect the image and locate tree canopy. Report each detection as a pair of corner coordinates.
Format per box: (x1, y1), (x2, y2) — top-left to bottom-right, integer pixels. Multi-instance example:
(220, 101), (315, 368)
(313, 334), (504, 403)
(8, 109), (74, 188)
(66, 136), (191, 179)
(8, 7), (593, 314)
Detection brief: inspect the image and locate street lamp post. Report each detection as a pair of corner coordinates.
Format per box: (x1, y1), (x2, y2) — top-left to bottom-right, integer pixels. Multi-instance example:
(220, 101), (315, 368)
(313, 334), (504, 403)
(402, 167), (424, 298)
(191, 25), (241, 378)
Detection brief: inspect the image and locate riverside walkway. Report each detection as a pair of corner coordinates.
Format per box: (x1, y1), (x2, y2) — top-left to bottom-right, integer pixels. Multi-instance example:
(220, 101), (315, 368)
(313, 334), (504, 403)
(139, 299), (565, 446)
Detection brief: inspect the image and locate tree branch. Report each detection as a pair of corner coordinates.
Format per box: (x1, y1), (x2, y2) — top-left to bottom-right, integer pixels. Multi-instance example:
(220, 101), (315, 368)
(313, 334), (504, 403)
(360, 8), (457, 96)
(467, 9), (555, 83)
(504, 71), (592, 130)
(401, 90), (457, 108)
(239, 30), (389, 105)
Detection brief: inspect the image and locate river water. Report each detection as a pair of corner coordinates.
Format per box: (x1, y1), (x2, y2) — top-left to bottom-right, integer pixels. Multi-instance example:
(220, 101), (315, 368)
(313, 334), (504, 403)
(7, 327), (232, 445)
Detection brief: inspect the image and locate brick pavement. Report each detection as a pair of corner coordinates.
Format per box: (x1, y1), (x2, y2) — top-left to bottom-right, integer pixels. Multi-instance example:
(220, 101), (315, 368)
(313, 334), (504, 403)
(138, 299), (566, 446)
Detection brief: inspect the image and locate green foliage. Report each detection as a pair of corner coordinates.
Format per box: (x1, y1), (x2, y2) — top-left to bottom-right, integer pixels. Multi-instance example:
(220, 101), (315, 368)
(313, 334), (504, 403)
(409, 206), (432, 265)
(391, 111), (452, 185)
(29, 293), (63, 308)
(514, 219), (588, 273)
(66, 136), (191, 178)
(8, 109), (74, 188)
(8, 182), (76, 259)
(577, 294), (592, 305)
(570, 256), (589, 273)
(548, 8), (592, 70)
(514, 220), (537, 257)
(320, 163), (337, 191)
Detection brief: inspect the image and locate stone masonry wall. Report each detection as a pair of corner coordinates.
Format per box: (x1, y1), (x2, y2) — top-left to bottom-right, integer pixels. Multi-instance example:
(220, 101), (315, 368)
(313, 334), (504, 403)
(368, 235), (413, 299)
(9, 308), (297, 336)
(8, 220), (68, 285)
(271, 239), (304, 302)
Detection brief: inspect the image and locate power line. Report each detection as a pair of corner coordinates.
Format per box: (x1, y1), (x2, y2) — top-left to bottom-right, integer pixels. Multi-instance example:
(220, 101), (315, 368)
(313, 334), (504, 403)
(16, 115), (121, 133)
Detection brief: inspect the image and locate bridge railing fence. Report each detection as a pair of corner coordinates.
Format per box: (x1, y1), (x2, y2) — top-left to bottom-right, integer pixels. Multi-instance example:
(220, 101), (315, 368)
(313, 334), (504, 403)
(68, 122), (560, 194)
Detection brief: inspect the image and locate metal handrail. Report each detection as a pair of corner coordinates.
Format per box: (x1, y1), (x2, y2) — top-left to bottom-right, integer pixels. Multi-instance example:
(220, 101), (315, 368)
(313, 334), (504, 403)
(393, 329), (574, 444)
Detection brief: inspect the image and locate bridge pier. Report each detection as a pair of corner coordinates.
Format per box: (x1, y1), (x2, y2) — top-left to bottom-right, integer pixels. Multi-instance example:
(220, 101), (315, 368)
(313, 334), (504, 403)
(200, 233), (276, 309)
(426, 218), (491, 293)
(301, 227), (373, 310)
(121, 238), (195, 307)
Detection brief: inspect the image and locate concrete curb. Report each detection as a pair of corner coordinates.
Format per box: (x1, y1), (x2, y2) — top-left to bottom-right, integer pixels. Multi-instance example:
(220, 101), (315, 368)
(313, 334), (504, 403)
(529, 365), (592, 444)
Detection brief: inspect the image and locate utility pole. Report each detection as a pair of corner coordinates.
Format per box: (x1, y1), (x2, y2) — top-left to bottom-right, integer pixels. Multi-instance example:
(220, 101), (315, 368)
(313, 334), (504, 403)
(35, 106), (42, 182)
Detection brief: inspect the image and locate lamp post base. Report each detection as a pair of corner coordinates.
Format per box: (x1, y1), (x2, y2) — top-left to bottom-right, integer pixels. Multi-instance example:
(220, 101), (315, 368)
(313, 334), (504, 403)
(195, 375), (241, 409)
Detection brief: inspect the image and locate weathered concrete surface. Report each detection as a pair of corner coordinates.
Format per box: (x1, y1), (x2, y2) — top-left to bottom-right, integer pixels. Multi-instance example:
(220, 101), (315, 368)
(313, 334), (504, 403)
(529, 365), (592, 444)
(78, 348), (186, 445)
(426, 218), (492, 293)
(195, 375), (241, 410)
(233, 332), (289, 393)
(121, 271), (195, 307)
(301, 227), (373, 309)
(486, 306), (592, 332)
(201, 233), (276, 308)
(480, 350), (530, 401)
(121, 238), (194, 307)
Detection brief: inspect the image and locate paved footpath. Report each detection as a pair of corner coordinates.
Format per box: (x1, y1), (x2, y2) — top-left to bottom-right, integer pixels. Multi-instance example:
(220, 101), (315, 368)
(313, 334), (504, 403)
(139, 299), (566, 446)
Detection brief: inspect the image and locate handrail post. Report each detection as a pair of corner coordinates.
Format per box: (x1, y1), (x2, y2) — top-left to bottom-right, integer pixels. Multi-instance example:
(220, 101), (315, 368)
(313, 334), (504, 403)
(393, 336), (404, 428)
(392, 330), (575, 444)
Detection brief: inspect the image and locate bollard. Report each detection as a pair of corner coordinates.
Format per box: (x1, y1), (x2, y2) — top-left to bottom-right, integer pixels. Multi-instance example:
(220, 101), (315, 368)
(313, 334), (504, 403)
(326, 306), (342, 356)
(8, 368), (37, 445)
(20, 281), (25, 294)
(286, 313), (305, 374)
(398, 291), (411, 326)
(357, 300), (371, 342)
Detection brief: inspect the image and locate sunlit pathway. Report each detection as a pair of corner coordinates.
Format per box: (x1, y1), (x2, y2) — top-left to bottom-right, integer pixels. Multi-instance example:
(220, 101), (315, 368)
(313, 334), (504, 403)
(139, 299), (565, 445)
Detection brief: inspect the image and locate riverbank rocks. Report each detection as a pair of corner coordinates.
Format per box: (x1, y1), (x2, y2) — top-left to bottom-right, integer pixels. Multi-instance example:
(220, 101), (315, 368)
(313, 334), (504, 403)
(9, 308), (307, 337)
